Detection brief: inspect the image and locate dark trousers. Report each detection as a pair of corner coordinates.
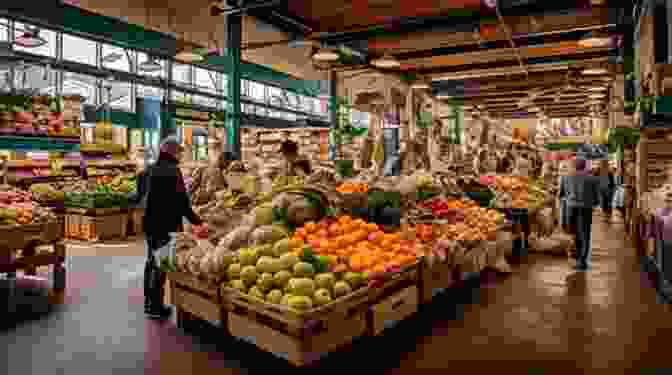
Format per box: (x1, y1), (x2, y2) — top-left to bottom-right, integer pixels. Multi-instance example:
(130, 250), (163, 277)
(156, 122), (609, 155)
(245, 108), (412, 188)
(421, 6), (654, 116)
(144, 233), (170, 310)
(568, 206), (593, 265)
(600, 189), (613, 215)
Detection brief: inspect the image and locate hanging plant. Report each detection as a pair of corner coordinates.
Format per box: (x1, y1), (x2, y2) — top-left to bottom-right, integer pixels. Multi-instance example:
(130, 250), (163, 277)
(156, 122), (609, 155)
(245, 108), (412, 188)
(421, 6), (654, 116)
(636, 96), (659, 114)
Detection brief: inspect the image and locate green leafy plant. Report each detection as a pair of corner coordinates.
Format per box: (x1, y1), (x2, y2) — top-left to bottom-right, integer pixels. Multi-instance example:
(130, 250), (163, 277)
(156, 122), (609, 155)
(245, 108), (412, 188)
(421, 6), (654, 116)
(637, 96), (659, 114)
(48, 96), (63, 113)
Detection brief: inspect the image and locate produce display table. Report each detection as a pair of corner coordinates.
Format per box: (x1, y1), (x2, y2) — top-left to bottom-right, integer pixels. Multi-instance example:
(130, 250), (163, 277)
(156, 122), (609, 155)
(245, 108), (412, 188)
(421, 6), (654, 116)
(64, 208), (129, 241)
(0, 220), (67, 314)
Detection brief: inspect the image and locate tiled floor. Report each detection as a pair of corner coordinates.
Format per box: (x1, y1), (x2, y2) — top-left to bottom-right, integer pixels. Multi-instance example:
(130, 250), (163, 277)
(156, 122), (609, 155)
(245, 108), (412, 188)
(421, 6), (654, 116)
(1, 215), (671, 374)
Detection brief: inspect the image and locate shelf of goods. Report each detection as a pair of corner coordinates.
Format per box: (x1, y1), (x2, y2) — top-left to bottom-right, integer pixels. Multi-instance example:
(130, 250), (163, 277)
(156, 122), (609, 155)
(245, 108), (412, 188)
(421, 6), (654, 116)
(29, 175), (137, 242)
(0, 186), (66, 311)
(161, 168), (535, 366)
(637, 128), (672, 193)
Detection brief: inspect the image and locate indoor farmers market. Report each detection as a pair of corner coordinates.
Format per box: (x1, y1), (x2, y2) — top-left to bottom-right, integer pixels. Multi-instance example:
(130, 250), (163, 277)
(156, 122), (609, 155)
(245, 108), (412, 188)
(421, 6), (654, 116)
(1, 0), (671, 373)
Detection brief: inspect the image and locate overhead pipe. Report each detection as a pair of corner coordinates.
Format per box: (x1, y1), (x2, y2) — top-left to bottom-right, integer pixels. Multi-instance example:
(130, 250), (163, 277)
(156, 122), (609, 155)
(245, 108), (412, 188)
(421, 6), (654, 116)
(495, 2), (528, 78)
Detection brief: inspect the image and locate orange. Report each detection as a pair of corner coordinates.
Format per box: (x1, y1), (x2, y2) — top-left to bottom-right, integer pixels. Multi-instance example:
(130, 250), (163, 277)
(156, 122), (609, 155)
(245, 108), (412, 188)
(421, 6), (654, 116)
(372, 264), (386, 274)
(365, 223), (379, 233)
(328, 223), (343, 237)
(353, 230), (368, 242)
(295, 228), (307, 238)
(316, 229), (329, 239)
(353, 218), (367, 228)
(304, 222), (317, 233)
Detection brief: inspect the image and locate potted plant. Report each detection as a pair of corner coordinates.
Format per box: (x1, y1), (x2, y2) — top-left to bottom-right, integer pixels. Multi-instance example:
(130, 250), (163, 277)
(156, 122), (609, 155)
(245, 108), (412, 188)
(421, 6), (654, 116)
(13, 95), (34, 135)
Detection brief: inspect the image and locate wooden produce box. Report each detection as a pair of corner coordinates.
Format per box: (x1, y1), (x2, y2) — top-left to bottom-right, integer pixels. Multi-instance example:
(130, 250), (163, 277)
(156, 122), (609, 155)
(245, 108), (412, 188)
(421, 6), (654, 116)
(224, 263), (419, 367)
(418, 258), (456, 304)
(64, 212), (128, 241)
(0, 220), (63, 250)
(168, 272), (225, 329)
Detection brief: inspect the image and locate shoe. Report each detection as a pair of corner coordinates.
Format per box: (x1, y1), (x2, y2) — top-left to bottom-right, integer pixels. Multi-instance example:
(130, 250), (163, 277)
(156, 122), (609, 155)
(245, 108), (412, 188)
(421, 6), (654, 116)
(144, 261), (172, 320)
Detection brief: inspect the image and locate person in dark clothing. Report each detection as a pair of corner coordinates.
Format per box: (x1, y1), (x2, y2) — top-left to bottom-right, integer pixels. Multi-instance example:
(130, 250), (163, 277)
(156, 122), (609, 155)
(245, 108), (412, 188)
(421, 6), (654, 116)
(129, 136), (205, 319)
(559, 158), (600, 271)
(597, 162), (616, 222)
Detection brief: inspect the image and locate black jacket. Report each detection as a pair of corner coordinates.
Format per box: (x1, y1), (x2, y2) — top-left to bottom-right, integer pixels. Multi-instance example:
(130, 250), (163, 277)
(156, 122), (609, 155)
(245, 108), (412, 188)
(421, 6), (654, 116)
(129, 152), (202, 236)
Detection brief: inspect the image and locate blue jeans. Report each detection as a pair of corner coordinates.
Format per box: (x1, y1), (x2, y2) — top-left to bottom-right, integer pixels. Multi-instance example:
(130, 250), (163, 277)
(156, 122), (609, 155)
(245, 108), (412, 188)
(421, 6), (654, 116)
(568, 206), (593, 266)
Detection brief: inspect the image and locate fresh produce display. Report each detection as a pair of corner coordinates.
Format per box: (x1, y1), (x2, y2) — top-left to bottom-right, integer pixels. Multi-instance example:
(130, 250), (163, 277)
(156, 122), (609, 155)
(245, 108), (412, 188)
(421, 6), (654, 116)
(291, 215), (417, 277)
(64, 191), (129, 209)
(219, 242), (371, 311)
(96, 175), (137, 193)
(0, 185), (56, 225)
(416, 197), (468, 222)
(336, 182), (369, 193)
(30, 183), (66, 203)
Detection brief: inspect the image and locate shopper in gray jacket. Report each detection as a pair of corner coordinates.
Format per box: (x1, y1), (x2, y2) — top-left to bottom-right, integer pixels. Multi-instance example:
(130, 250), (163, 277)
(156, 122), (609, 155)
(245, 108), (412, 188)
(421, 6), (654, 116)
(559, 158), (600, 271)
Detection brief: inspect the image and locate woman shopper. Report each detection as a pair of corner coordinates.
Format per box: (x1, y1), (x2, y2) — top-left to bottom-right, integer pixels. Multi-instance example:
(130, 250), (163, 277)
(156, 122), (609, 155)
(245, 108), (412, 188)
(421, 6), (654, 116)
(559, 158), (600, 271)
(129, 136), (206, 319)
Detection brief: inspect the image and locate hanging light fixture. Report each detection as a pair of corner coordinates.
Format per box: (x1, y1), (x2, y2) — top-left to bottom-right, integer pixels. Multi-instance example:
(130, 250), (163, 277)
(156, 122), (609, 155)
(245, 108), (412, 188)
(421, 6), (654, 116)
(312, 46), (339, 62)
(371, 53), (400, 69)
(139, 55), (162, 73)
(582, 67), (608, 75)
(14, 26), (47, 48)
(411, 81), (430, 89)
(578, 31), (612, 48)
(588, 93), (606, 99)
(587, 86), (606, 92)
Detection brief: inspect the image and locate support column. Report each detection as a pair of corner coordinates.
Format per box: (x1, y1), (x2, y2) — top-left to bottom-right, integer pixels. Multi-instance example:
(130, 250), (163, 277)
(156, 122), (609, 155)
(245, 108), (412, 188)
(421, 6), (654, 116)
(226, 13), (242, 159)
(329, 70), (338, 160)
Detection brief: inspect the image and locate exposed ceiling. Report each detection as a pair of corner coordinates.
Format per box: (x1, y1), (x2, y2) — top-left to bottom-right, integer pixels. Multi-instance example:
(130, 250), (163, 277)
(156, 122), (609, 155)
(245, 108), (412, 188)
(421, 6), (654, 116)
(242, 0), (630, 119)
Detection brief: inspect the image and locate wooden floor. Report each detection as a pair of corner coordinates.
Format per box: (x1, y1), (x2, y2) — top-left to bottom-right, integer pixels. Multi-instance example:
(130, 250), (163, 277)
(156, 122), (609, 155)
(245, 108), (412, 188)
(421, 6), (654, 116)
(2, 213), (671, 374)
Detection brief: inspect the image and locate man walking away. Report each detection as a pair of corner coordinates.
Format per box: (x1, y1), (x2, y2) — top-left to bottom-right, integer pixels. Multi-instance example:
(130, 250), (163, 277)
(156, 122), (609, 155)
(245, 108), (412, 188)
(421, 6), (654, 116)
(559, 158), (600, 271)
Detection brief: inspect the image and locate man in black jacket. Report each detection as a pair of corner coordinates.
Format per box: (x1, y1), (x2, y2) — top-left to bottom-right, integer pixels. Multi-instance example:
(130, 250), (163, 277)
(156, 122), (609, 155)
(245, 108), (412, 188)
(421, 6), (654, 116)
(130, 136), (205, 319)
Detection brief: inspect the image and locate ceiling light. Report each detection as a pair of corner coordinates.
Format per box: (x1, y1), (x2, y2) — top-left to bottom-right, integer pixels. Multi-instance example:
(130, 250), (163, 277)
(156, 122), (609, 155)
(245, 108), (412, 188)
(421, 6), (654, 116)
(436, 94), (453, 99)
(312, 48), (339, 62)
(582, 67), (608, 75)
(14, 27), (47, 48)
(587, 86), (606, 91)
(175, 50), (204, 63)
(411, 81), (430, 89)
(589, 93), (606, 99)
(371, 53), (400, 69)
(138, 56), (162, 72)
(578, 32), (612, 48)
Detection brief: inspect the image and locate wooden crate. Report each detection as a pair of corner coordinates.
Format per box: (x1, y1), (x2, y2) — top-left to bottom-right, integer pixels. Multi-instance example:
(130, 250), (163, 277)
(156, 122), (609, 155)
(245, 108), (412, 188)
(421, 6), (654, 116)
(168, 272), (225, 329)
(64, 213), (128, 241)
(129, 208), (144, 235)
(224, 263), (419, 367)
(418, 258), (456, 304)
(0, 220), (63, 250)
(369, 285), (419, 336)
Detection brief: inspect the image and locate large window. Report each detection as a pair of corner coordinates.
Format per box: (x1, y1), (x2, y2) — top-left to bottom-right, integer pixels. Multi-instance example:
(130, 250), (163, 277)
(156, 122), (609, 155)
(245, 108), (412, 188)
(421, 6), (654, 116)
(247, 80), (265, 102)
(194, 67), (218, 94)
(137, 84), (164, 100)
(172, 63), (191, 88)
(137, 52), (165, 78)
(62, 33), (97, 66)
(101, 43), (133, 72)
(193, 94), (217, 108)
(107, 80), (132, 110)
(13, 23), (57, 57)
(13, 64), (57, 95)
(0, 18), (8, 41)
(62, 72), (97, 105)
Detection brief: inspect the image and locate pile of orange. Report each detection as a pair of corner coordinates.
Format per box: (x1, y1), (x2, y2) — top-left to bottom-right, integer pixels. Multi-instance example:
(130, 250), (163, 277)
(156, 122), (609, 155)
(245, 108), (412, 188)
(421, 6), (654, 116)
(292, 215), (417, 274)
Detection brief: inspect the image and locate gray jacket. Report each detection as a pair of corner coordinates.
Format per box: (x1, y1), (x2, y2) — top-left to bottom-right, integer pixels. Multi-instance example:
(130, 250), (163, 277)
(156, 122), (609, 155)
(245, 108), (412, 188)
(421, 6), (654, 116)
(559, 174), (600, 208)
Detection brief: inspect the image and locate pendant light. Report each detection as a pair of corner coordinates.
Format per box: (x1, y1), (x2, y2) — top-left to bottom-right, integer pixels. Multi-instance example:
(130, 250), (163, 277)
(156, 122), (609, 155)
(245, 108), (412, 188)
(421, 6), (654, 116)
(411, 81), (430, 89)
(14, 26), (47, 48)
(588, 93), (606, 99)
(371, 53), (400, 69)
(587, 86), (606, 92)
(578, 31), (611, 48)
(312, 44), (339, 62)
(139, 55), (162, 72)
(582, 67), (608, 75)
